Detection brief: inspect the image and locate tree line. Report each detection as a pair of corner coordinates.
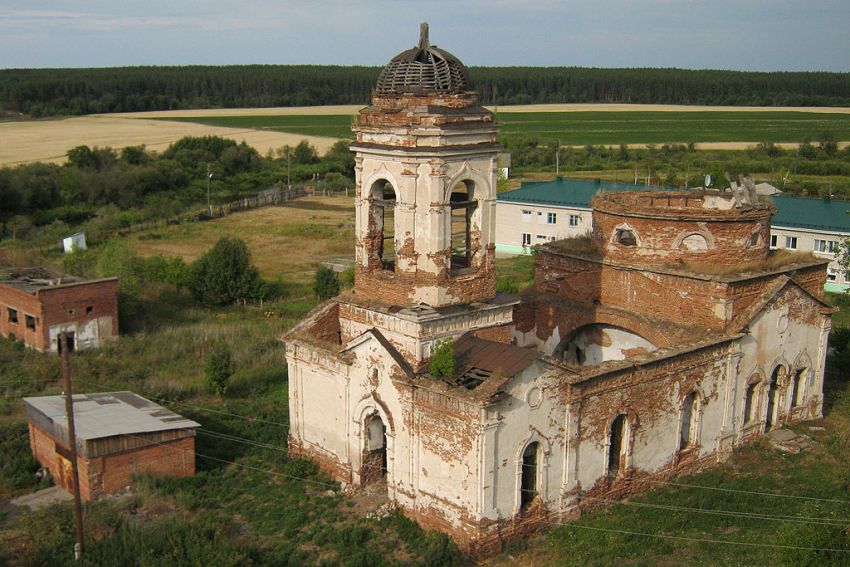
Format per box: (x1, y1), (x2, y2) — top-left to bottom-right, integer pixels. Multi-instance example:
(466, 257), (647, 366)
(0, 135), (355, 244)
(507, 134), (850, 196)
(2, 66), (849, 117)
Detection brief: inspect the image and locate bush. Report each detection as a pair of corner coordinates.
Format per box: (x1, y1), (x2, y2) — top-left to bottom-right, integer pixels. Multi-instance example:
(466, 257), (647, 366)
(205, 342), (234, 396)
(189, 236), (267, 306)
(313, 265), (340, 300)
(429, 339), (455, 379)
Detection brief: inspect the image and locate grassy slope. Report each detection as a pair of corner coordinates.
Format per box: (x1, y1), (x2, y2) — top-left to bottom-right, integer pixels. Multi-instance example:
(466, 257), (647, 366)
(162, 111), (850, 146)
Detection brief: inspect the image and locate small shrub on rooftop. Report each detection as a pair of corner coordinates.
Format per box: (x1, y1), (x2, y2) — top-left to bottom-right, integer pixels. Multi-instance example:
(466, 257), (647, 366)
(429, 339), (455, 380)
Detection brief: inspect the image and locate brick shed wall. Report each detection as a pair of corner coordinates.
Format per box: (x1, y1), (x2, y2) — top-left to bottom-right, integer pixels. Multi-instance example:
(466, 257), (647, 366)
(0, 278), (118, 352)
(38, 278), (119, 352)
(28, 421), (195, 501)
(0, 285), (44, 348)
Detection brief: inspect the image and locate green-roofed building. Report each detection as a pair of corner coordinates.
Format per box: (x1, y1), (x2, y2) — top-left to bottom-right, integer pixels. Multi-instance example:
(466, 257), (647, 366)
(495, 178), (850, 291)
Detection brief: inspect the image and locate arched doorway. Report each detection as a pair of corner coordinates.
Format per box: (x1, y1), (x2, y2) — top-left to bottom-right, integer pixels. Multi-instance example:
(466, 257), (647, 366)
(361, 413), (387, 485)
(608, 414), (627, 477)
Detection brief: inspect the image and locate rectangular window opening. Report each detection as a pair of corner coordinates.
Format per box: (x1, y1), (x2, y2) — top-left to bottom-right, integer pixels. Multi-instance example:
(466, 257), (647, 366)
(7, 308), (18, 324)
(25, 315), (36, 331)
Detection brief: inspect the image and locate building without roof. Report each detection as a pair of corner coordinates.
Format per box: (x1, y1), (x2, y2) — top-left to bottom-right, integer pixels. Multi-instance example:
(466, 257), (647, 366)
(0, 267), (118, 352)
(24, 392), (199, 501)
(284, 25), (831, 557)
(496, 179), (850, 291)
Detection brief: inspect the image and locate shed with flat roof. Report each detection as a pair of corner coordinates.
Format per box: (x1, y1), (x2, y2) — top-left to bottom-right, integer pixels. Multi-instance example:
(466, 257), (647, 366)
(24, 391), (199, 500)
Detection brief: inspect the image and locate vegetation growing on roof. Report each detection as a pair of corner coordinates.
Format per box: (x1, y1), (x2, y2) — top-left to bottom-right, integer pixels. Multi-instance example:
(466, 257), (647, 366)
(429, 340), (455, 380)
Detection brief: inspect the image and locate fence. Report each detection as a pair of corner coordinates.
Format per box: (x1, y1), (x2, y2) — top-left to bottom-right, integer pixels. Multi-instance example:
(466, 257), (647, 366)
(22, 186), (314, 257)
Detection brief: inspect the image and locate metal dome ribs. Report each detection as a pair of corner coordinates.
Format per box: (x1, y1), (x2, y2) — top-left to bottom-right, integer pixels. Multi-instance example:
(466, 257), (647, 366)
(374, 23), (471, 95)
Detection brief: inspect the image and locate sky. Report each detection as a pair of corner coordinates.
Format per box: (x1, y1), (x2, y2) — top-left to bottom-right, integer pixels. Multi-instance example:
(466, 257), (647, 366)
(1, 1), (849, 71)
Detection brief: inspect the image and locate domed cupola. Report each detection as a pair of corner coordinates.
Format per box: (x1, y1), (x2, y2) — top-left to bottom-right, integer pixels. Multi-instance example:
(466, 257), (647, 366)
(375, 23), (471, 95)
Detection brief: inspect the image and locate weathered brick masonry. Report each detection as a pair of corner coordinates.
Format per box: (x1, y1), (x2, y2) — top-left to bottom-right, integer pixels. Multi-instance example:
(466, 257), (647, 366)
(0, 273), (118, 352)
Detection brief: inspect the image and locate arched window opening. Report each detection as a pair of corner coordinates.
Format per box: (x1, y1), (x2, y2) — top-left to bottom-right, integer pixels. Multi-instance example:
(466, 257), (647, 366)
(608, 414), (627, 477)
(766, 366), (784, 429)
(743, 382), (758, 424)
(679, 392), (699, 450)
(370, 180), (396, 271)
(614, 228), (637, 247)
(680, 233), (709, 251)
(362, 413), (387, 484)
(790, 368), (805, 408)
(554, 324), (657, 366)
(450, 181), (476, 271)
(520, 442), (539, 510)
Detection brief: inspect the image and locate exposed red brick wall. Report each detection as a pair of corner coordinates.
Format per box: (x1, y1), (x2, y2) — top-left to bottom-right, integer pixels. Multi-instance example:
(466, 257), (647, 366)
(288, 436), (353, 484)
(535, 252), (731, 330)
(0, 285), (43, 348)
(96, 437), (195, 496)
(592, 191), (772, 267)
(472, 324), (511, 343)
(28, 421), (194, 501)
(0, 278), (118, 352)
(354, 246), (496, 308)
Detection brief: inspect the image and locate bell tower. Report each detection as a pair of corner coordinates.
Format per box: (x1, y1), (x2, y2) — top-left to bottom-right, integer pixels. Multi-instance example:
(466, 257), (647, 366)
(351, 23), (501, 308)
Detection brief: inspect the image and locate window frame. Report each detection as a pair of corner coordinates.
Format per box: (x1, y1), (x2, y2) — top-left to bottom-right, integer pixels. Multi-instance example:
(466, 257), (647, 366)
(546, 212), (557, 225)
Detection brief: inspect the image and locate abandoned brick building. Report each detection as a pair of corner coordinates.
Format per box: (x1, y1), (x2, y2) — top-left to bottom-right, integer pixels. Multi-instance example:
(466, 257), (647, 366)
(0, 267), (118, 352)
(284, 25), (832, 556)
(24, 391), (199, 501)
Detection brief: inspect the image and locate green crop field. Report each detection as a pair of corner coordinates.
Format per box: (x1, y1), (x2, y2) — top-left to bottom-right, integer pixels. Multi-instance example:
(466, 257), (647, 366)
(161, 114), (356, 140)
(162, 110), (850, 146)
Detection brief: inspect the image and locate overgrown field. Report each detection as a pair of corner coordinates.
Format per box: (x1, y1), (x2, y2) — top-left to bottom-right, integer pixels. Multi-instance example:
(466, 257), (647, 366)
(164, 110), (850, 146)
(128, 195), (356, 284)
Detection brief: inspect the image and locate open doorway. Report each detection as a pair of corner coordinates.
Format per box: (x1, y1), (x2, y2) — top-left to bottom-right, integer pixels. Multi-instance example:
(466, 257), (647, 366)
(361, 413), (387, 485)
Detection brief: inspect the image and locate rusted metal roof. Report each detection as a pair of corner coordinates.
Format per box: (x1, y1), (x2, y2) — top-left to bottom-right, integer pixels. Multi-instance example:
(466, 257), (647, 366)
(375, 23), (470, 95)
(452, 335), (539, 388)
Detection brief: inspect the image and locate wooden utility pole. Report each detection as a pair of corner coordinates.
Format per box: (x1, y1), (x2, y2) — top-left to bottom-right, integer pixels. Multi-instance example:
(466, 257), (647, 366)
(60, 332), (85, 560)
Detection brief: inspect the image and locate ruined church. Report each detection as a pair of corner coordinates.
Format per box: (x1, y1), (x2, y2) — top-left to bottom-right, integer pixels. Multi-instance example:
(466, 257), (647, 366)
(284, 25), (832, 556)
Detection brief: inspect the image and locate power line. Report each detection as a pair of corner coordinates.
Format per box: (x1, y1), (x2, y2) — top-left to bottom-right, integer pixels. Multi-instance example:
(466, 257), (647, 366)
(649, 479), (850, 506)
(565, 524), (850, 554)
(582, 495), (850, 528)
(65, 377), (293, 454)
(195, 429), (289, 454)
(95, 426), (338, 490)
(70, 376), (289, 428)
